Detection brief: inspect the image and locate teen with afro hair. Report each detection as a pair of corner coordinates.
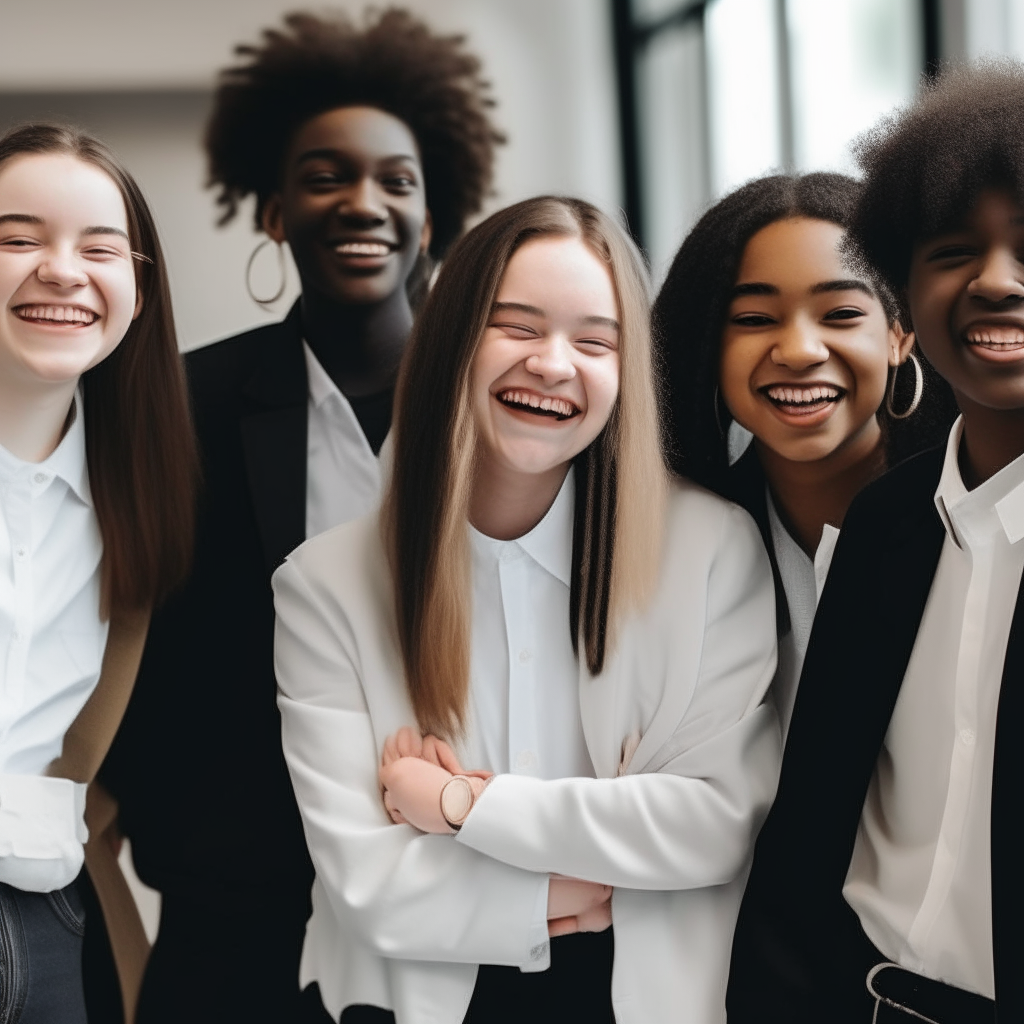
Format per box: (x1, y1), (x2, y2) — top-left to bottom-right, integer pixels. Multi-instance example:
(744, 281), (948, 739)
(96, 10), (503, 1024)
(729, 59), (1024, 1024)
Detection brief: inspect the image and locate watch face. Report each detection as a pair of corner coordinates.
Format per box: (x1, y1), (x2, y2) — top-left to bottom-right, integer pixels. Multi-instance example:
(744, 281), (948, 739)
(442, 776), (474, 825)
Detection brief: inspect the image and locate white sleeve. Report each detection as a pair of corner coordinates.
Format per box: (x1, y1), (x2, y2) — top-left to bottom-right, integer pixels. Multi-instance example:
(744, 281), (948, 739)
(456, 504), (781, 891)
(0, 775), (88, 892)
(274, 555), (551, 969)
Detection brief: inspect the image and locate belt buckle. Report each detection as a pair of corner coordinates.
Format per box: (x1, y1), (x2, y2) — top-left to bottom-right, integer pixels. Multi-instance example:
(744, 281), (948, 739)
(866, 962), (942, 1024)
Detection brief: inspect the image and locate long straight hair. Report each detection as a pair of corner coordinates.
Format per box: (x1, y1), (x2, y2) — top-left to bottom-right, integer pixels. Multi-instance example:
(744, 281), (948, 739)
(0, 124), (198, 613)
(382, 196), (667, 739)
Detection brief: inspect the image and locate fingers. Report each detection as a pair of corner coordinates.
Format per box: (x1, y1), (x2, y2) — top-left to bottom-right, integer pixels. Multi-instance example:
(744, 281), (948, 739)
(382, 788), (407, 825)
(547, 877), (613, 920)
(547, 915), (579, 938)
(421, 735), (464, 774)
(395, 726), (422, 760)
(382, 733), (400, 767)
(575, 898), (613, 934)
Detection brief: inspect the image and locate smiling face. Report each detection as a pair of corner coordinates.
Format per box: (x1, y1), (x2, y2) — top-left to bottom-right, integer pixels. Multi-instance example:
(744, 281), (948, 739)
(263, 105), (431, 307)
(471, 236), (621, 481)
(0, 153), (138, 390)
(720, 217), (906, 465)
(908, 190), (1024, 413)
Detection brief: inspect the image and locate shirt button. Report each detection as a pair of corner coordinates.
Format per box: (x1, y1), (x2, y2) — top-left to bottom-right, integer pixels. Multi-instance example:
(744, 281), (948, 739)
(518, 649), (532, 663)
(959, 728), (976, 746)
(33, 473), (46, 485)
(515, 750), (537, 770)
(15, 547), (25, 558)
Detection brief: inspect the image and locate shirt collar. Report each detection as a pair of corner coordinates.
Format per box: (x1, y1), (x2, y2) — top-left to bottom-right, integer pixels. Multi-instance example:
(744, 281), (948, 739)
(470, 469), (575, 588)
(934, 415), (1024, 547)
(514, 470), (574, 587)
(303, 341), (340, 410)
(0, 391), (91, 506)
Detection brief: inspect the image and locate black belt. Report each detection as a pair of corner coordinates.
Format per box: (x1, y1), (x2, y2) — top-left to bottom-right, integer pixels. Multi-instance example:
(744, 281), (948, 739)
(866, 963), (995, 1024)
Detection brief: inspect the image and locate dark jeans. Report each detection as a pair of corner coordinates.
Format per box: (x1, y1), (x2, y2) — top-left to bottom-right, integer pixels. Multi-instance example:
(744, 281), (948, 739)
(0, 880), (87, 1024)
(314, 929), (615, 1024)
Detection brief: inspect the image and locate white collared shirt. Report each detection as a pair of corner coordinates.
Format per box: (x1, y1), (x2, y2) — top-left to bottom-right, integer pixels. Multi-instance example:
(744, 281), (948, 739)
(464, 472), (593, 968)
(766, 492), (839, 743)
(844, 417), (1024, 999)
(0, 393), (103, 892)
(304, 342), (383, 540)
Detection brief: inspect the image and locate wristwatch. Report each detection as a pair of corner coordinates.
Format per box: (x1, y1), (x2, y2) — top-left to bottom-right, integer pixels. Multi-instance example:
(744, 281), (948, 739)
(440, 775), (475, 832)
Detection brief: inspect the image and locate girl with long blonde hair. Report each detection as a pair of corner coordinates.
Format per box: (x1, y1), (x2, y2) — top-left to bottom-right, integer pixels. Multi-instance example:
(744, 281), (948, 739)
(273, 196), (779, 1023)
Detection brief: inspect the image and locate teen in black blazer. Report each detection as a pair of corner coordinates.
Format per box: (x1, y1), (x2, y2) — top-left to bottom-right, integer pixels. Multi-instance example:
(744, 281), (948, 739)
(96, 12), (501, 1023)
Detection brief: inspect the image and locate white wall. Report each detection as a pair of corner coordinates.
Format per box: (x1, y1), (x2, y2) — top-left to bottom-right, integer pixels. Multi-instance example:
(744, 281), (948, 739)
(0, 0), (622, 349)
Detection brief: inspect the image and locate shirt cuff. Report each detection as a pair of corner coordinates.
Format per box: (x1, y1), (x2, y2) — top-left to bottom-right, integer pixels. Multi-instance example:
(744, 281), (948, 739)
(0, 774), (87, 892)
(519, 872), (551, 973)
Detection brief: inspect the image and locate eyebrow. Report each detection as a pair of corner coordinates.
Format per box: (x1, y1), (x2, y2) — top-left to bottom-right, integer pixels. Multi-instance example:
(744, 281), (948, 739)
(295, 148), (419, 165)
(0, 214), (129, 241)
(731, 279), (873, 298)
(491, 301), (620, 331)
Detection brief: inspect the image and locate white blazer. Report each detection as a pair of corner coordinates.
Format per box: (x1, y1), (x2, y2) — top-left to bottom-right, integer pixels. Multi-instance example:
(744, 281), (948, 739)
(273, 478), (781, 1024)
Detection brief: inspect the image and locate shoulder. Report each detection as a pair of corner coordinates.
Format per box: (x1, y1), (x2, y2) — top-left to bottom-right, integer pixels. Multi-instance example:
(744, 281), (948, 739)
(274, 512), (390, 620)
(660, 476), (770, 588)
(840, 444), (945, 543)
(184, 319), (296, 404)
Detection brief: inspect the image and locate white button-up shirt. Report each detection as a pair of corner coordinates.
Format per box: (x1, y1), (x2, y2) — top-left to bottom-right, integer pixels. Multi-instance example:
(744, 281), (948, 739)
(464, 472), (594, 967)
(766, 492), (839, 743)
(0, 393), (104, 892)
(844, 417), (1024, 999)
(304, 342), (382, 540)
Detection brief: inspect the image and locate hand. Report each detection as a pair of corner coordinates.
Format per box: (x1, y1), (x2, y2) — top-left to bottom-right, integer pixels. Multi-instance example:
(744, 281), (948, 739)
(383, 727), (492, 780)
(546, 875), (613, 938)
(379, 756), (489, 833)
(84, 780), (123, 858)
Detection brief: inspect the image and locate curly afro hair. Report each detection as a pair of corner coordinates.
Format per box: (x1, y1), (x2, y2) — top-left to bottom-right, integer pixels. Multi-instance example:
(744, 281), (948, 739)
(205, 8), (504, 257)
(848, 58), (1024, 306)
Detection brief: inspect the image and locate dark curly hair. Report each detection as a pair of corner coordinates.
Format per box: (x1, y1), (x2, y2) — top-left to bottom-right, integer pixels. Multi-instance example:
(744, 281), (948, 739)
(848, 58), (1024, 308)
(652, 172), (955, 491)
(205, 7), (504, 257)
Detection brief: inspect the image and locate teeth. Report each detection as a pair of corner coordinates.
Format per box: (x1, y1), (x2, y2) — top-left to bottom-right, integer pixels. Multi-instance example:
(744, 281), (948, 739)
(16, 305), (96, 324)
(965, 326), (1024, 348)
(335, 242), (390, 256)
(765, 384), (841, 405)
(499, 389), (579, 417)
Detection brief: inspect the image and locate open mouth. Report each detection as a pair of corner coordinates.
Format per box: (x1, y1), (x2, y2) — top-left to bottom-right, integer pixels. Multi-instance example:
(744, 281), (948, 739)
(760, 383), (845, 415)
(496, 388), (581, 421)
(964, 325), (1024, 351)
(332, 240), (395, 257)
(13, 304), (98, 326)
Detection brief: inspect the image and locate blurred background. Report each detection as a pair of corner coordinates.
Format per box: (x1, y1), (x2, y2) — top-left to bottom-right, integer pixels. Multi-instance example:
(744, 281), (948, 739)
(1, 0), (1022, 948)
(2, 0), (1022, 351)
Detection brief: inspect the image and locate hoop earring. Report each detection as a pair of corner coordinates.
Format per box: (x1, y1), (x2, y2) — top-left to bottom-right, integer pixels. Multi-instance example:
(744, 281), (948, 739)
(245, 239), (287, 307)
(885, 351), (924, 419)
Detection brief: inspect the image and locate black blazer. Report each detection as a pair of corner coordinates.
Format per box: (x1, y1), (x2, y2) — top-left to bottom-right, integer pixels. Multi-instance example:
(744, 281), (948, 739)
(727, 445), (1024, 1022)
(102, 304), (314, 896)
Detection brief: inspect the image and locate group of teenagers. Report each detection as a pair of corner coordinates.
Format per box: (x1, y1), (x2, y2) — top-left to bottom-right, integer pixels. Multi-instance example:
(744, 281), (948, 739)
(2, 8), (1024, 1024)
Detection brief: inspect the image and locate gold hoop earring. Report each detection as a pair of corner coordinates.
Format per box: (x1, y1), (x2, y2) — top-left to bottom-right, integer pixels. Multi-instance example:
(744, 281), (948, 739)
(886, 351), (923, 419)
(245, 239), (287, 307)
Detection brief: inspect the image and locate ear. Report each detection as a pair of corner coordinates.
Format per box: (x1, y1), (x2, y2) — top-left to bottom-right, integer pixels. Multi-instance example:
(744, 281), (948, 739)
(261, 195), (286, 244)
(419, 210), (433, 256)
(888, 319), (916, 367)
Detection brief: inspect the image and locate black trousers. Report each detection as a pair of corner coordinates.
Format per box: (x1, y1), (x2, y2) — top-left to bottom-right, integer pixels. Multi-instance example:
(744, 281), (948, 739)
(0, 880), (87, 1024)
(134, 882), (312, 1024)
(318, 929), (615, 1024)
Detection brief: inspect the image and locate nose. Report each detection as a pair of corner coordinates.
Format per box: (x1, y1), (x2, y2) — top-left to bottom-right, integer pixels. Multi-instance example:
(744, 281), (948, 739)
(967, 245), (1024, 306)
(337, 176), (388, 225)
(524, 333), (577, 385)
(36, 246), (89, 289)
(770, 315), (830, 371)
